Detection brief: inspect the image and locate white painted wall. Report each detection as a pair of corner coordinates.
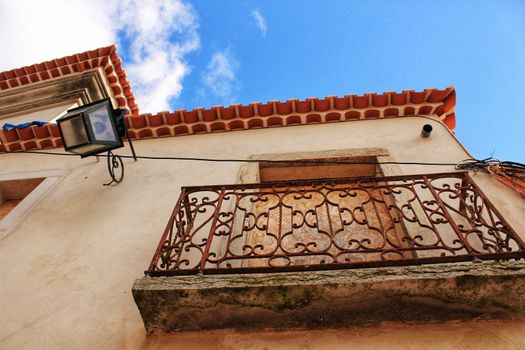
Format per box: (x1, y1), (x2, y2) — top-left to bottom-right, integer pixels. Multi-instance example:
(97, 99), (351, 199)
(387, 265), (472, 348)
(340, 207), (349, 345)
(0, 116), (524, 349)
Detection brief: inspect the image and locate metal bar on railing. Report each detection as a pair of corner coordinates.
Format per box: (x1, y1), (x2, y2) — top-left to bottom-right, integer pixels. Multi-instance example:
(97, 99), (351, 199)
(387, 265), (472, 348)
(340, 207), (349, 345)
(146, 172), (525, 276)
(422, 175), (475, 256)
(147, 189), (186, 273)
(199, 188), (227, 271)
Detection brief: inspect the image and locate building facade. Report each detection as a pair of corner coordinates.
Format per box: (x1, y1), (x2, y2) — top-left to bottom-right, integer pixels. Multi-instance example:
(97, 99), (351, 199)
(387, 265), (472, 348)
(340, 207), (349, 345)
(1, 46), (525, 349)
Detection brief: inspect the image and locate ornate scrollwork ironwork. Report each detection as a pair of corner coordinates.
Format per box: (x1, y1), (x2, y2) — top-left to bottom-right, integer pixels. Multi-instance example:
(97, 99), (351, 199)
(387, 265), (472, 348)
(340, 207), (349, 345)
(146, 172), (525, 276)
(103, 151), (124, 186)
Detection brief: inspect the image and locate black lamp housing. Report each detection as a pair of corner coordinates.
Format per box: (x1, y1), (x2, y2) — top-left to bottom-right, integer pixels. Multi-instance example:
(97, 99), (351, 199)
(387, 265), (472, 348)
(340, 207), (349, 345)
(57, 99), (126, 158)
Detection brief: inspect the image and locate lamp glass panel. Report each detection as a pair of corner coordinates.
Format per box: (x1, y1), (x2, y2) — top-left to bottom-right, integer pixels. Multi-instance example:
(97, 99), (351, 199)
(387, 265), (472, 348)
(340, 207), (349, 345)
(60, 115), (89, 148)
(88, 106), (117, 142)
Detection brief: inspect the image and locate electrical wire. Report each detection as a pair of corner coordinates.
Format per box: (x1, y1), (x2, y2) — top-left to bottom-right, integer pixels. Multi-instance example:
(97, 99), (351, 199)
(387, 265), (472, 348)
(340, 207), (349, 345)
(119, 155), (461, 166)
(456, 157), (525, 198)
(2, 149), (524, 197)
(455, 157), (525, 172)
(0, 149), (459, 166)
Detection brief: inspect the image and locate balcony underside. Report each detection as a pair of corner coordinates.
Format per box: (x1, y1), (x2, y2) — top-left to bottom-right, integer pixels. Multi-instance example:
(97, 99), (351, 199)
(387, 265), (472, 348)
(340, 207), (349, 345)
(134, 260), (525, 333)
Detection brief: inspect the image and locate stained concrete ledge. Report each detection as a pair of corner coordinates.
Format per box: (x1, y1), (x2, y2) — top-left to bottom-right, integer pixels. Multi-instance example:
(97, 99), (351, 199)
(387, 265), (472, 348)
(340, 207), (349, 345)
(132, 261), (525, 333)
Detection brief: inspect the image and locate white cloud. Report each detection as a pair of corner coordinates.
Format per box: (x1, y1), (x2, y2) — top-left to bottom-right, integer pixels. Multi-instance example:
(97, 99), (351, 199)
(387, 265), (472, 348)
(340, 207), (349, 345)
(0, 0), (116, 70)
(198, 49), (240, 106)
(0, 0), (200, 113)
(251, 9), (267, 37)
(117, 0), (200, 112)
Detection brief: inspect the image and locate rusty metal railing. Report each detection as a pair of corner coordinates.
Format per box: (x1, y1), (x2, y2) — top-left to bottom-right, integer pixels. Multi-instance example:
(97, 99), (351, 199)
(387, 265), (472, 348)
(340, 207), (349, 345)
(146, 172), (525, 276)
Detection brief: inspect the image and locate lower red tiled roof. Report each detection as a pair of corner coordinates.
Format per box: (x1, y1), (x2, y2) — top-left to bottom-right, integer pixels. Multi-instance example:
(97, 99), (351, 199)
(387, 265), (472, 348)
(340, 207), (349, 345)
(0, 45), (138, 116)
(0, 43), (457, 152)
(125, 87), (456, 140)
(0, 86), (456, 152)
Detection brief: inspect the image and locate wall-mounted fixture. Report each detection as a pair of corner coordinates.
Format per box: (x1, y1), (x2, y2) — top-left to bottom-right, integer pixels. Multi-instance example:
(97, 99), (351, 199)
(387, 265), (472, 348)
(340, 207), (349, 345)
(421, 124), (433, 138)
(57, 99), (137, 185)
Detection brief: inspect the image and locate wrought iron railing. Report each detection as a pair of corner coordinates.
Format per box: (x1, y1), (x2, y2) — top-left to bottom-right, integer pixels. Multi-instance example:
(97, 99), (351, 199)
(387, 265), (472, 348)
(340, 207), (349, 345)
(146, 172), (525, 276)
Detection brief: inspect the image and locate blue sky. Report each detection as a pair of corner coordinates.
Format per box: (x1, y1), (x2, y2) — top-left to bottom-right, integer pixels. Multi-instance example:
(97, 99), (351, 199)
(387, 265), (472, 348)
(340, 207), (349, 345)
(1, 0), (524, 162)
(178, 0), (525, 162)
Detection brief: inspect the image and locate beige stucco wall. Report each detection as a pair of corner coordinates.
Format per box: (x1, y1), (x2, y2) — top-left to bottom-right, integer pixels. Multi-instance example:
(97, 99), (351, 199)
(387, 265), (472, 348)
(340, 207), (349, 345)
(0, 116), (524, 349)
(143, 320), (525, 350)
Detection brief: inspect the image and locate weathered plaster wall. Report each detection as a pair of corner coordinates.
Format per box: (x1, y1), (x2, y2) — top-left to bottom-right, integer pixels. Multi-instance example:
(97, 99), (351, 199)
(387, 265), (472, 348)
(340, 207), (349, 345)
(134, 261), (525, 333)
(0, 116), (524, 349)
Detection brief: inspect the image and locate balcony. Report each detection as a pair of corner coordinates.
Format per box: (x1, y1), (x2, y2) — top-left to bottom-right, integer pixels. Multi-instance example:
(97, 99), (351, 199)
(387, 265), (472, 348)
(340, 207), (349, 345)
(134, 172), (525, 333)
(146, 172), (525, 276)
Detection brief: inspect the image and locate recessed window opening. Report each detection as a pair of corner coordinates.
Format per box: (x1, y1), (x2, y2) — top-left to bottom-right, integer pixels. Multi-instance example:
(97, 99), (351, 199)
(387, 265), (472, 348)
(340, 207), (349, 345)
(0, 178), (45, 220)
(0, 170), (62, 240)
(243, 155), (412, 268)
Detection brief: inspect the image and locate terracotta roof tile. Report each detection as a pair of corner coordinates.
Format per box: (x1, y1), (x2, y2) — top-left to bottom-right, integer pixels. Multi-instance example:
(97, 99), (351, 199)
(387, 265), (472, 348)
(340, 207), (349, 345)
(19, 77), (30, 85)
(257, 102), (274, 116)
(326, 112), (341, 122)
(353, 95), (369, 108)
(410, 91), (427, 104)
(0, 47), (457, 151)
(14, 68), (26, 77)
(0, 45), (139, 116)
(239, 104), (253, 118)
(333, 96), (349, 110)
(202, 108), (218, 122)
(345, 111), (360, 120)
(384, 107), (399, 117)
(295, 99), (311, 113)
(372, 93), (388, 107)
(0, 86), (457, 149)
(210, 122), (226, 132)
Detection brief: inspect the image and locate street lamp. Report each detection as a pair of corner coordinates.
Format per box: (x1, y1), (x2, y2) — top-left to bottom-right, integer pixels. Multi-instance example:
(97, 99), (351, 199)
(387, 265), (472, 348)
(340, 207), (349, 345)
(57, 99), (137, 185)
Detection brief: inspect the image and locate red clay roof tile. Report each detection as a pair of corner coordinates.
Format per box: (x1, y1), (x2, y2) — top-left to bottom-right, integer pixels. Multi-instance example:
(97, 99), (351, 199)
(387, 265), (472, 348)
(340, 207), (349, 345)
(0, 45), (138, 116)
(0, 46), (457, 152)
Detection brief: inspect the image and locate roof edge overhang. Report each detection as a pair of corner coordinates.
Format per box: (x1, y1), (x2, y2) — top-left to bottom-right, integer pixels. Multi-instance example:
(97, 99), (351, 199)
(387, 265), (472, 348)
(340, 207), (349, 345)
(0, 45), (138, 117)
(0, 86), (456, 152)
(0, 46), (457, 152)
(124, 87), (456, 140)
